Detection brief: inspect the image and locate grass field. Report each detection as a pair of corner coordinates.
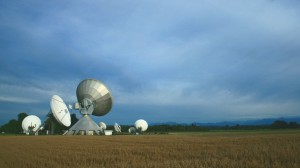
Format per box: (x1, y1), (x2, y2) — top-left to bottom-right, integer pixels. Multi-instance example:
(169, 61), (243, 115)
(0, 130), (299, 168)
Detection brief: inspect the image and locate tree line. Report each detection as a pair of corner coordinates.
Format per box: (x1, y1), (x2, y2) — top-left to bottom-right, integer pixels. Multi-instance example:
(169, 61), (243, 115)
(1, 112), (299, 134)
(146, 120), (300, 133)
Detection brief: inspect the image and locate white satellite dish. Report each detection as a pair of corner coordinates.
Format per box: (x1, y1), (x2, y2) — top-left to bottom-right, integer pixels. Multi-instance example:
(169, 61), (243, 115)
(135, 119), (148, 132)
(22, 115), (41, 134)
(114, 123), (121, 133)
(128, 127), (136, 134)
(50, 95), (71, 127)
(99, 122), (107, 130)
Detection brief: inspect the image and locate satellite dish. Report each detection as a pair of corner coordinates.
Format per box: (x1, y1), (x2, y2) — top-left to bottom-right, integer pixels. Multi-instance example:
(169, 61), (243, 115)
(76, 79), (113, 116)
(22, 115), (41, 135)
(99, 122), (107, 130)
(128, 127), (136, 134)
(114, 123), (121, 133)
(50, 95), (71, 127)
(66, 79), (114, 135)
(135, 119), (148, 132)
(39, 95), (72, 135)
(98, 122), (107, 134)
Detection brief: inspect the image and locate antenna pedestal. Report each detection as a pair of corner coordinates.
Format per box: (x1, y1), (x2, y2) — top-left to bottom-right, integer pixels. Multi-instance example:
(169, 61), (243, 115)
(65, 115), (101, 135)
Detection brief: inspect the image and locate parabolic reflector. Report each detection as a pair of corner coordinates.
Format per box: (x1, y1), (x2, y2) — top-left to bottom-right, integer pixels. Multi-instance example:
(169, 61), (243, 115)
(99, 122), (107, 130)
(22, 115), (41, 132)
(50, 95), (71, 127)
(128, 127), (136, 134)
(76, 79), (113, 116)
(135, 119), (148, 132)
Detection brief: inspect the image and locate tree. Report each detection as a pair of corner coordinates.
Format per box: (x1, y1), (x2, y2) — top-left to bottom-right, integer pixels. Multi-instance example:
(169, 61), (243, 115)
(41, 113), (79, 134)
(70, 113), (79, 126)
(271, 120), (288, 129)
(0, 119), (19, 133)
(288, 122), (299, 129)
(0, 112), (29, 134)
(17, 112), (28, 132)
(18, 113), (28, 122)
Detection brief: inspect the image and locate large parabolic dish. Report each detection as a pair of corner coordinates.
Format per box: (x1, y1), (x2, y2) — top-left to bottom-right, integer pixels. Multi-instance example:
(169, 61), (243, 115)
(76, 79), (113, 116)
(65, 79), (113, 135)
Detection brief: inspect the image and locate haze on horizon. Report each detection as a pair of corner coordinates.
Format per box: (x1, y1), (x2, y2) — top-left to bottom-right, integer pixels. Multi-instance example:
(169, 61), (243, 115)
(0, 0), (300, 125)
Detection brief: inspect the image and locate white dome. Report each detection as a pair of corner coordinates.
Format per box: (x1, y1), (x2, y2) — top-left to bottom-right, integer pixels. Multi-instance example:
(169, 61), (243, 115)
(98, 122), (107, 130)
(22, 115), (41, 132)
(134, 119), (148, 132)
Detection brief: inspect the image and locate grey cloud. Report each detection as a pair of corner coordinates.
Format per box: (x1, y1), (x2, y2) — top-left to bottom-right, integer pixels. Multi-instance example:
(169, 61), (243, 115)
(0, 0), (300, 125)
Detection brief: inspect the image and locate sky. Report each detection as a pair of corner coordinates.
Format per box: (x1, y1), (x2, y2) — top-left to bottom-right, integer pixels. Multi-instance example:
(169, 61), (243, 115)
(0, 0), (300, 125)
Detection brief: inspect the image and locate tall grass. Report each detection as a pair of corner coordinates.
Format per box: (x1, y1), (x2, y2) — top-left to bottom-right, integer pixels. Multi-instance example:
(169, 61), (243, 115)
(0, 131), (299, 168)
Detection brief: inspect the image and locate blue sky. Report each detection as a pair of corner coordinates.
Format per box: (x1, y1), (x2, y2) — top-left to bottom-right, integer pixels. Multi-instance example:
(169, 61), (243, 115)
(1, 0), (300, 125)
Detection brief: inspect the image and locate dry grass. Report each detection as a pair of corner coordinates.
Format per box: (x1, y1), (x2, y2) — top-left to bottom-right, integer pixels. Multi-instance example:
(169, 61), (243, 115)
(0, 130), (299, 168)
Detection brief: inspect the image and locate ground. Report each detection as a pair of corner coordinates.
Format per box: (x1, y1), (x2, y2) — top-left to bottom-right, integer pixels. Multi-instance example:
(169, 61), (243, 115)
(0, 130), (299, 168)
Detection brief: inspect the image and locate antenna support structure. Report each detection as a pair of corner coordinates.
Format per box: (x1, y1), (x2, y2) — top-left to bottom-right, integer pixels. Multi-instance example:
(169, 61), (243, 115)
(65, 79), (113, 135)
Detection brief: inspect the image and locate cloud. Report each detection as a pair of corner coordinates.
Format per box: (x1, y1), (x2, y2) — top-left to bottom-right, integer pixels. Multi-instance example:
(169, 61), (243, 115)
(0, 0), (300, 124)
(0, 76), (78, 104)
(0, 96), (39, 104)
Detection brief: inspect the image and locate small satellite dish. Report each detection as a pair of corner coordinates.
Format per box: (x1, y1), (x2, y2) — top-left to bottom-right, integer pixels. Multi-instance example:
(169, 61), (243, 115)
(99, 122), (107, 130)
(114, 123), (121, 133)
(135, 119), (148, 132)
(50, 95), (71, 127)
(22, 115), (41, 134)
(128, 127), (136, 134)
